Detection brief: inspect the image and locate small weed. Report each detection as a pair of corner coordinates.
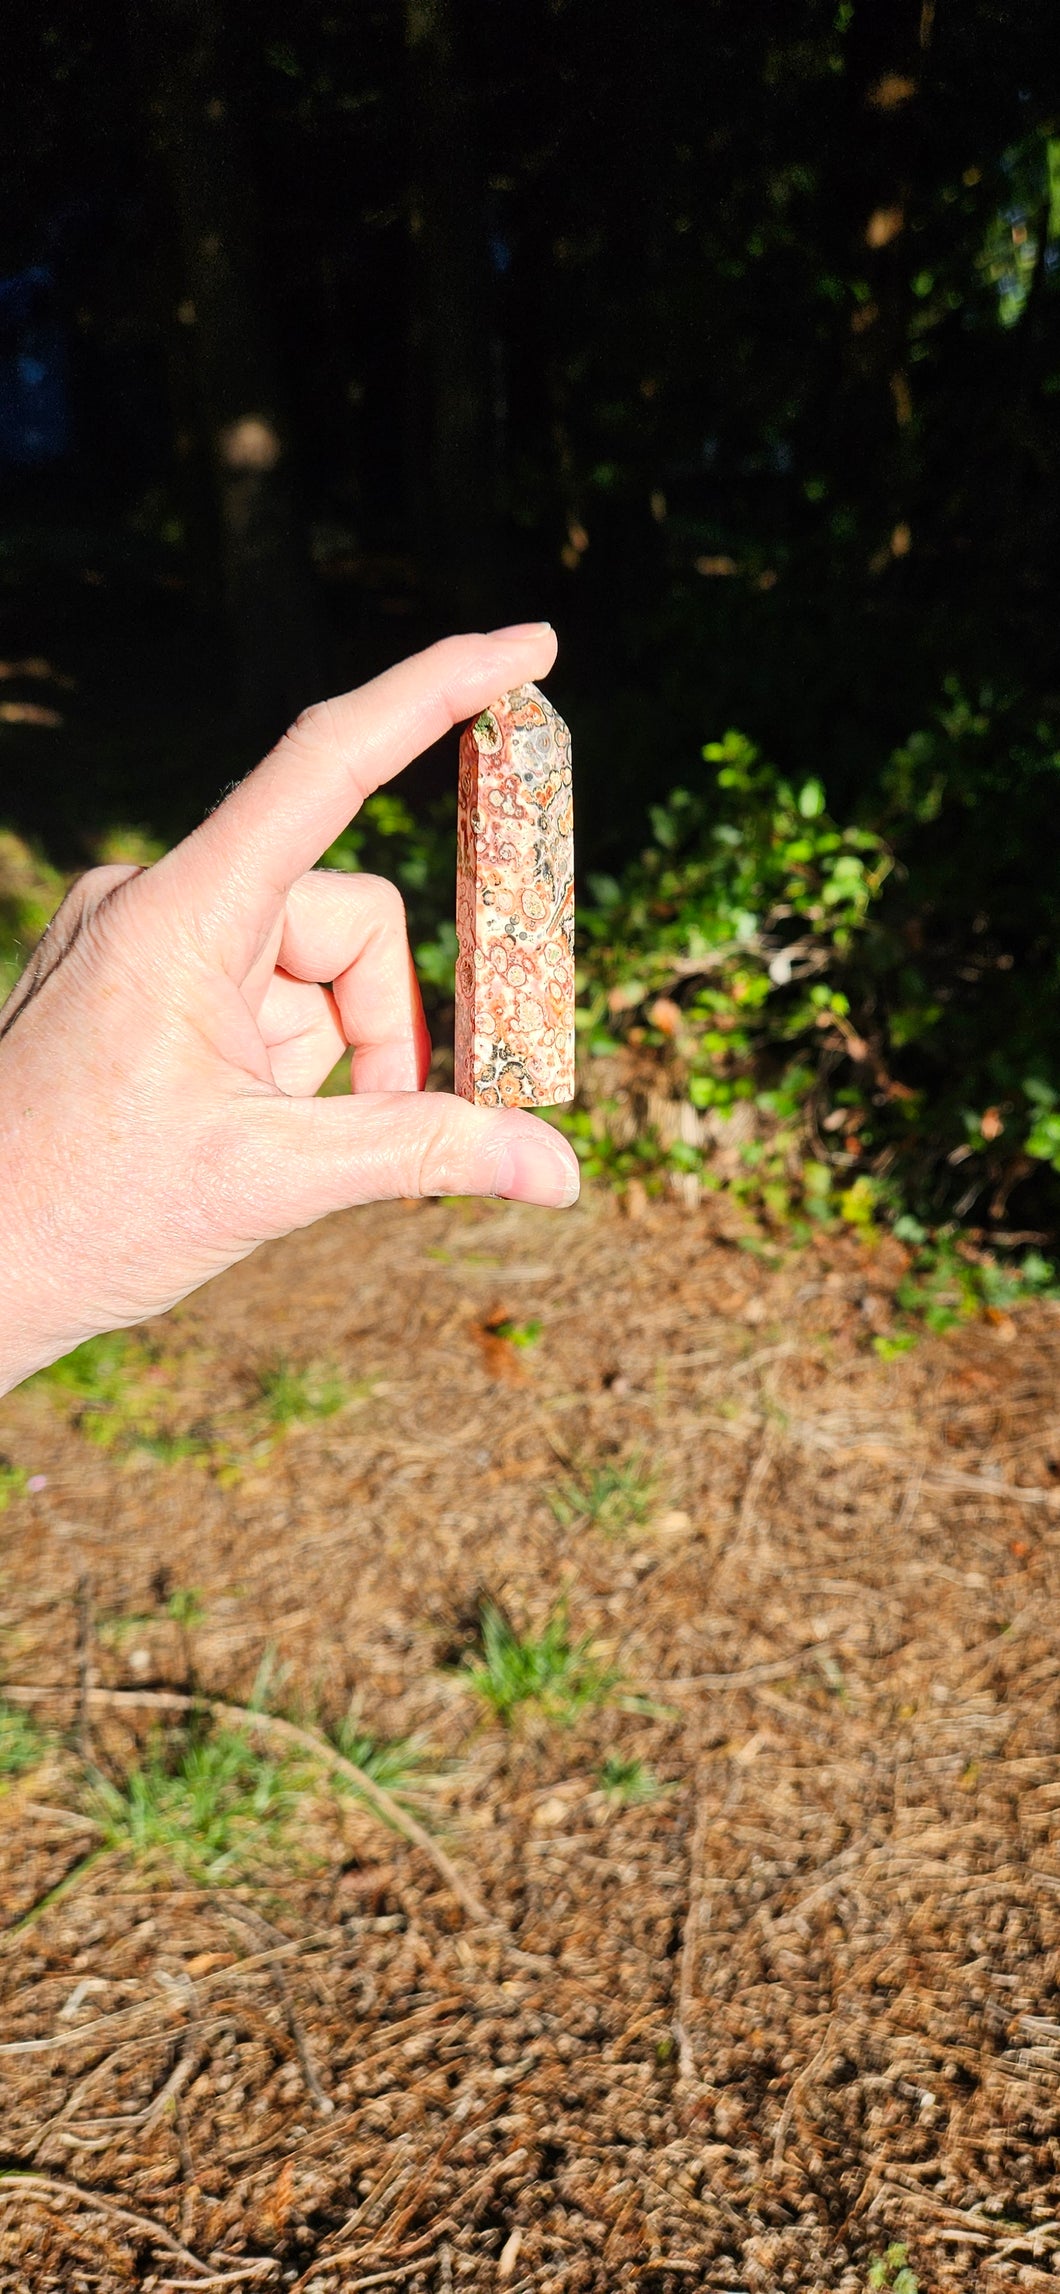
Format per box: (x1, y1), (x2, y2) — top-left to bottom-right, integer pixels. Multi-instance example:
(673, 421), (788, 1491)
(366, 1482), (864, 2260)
(597, 1753), (662, 1805)
(86, 1725), (307, 1882)
(462, 1602), (618, 1725)
(36, 1332), (132, 1414)
(254, 1358), (349, 1427)
(873, 1332), (918, 1360)
(488, 1316), (542, 1350)
(331, 1718), (438, 1816)
(167, 1587), (206, 1632)
(33, 1337), (218, 1464)
(0, 1462), (28, 1513)
(0, 1701), (47, 1779)
(97, 1610), (156, 1651)
(867, 2245), (919, 2293)
(550, 1452), (656, 1538)
(130, 1428), (213, 1464)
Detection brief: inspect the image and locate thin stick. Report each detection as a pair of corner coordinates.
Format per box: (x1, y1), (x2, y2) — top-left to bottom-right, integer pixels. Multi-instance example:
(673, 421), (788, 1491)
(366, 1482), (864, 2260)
(74, 1572), (94, 1766)
(772, 2019), (840, 2174)
(218, 1901), (333, 2116)
(714, 1419), (777, 1575)
(311, 2152), (528, 2279)
(0, 2170), (275, 2279)
(894, 1464), (923, 1534)
(1, 1686), (494, 1927)
(1, 1933), (334, 2055)
(651, 1640), (835, 1693)
(673, 1779), (710, 2083)
(155, 2276), (277, 2290)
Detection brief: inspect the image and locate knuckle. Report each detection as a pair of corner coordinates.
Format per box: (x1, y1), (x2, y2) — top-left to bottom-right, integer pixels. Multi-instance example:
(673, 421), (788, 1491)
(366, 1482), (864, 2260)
(284, 696), (333, 748)
(358, 872), (408, 930)
(410, 1100), (489, 1200)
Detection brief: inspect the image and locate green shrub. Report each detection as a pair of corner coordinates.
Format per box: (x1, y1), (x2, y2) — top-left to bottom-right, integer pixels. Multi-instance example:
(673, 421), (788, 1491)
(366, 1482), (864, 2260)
(570, 690), (1060, 1283)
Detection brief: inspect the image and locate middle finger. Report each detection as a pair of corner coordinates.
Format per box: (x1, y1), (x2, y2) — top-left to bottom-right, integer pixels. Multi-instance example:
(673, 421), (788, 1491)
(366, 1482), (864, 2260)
(279, 869), (431, 1093)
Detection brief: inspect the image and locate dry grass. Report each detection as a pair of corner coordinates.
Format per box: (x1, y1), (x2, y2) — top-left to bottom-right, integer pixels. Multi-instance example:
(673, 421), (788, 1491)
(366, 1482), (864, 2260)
(1, 1191), (1059, 2289)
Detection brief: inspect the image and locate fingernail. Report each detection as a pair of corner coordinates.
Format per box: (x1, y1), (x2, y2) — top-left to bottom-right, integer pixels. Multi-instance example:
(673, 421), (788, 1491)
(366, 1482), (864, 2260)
(494, 1129), (580, 1209)
(487, 621), (554, 639)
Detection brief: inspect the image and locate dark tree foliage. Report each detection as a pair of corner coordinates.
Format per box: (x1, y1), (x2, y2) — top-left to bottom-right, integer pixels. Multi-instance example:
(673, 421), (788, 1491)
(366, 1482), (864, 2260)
(2, 0), (1060, 1240)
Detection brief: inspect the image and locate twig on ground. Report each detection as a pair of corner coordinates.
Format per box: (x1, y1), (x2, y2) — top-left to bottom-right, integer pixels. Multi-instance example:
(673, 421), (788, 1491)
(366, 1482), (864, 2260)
(791, 1420), (1060, 1507)
(20, 1803), (101, 1834)
(772, 2018), (840, 2174)
(0, 2169), (275, 2280)
(0, 1684), (494, 1927)
(318, 2269), (426, 2293)
(673, 1778), (711, 2083)
(42, 2044), (204, 2156)
(719, 1419), (778, 1568)
(155, 2276), (277, 2290)
(219, 1901), (333, 2116)
(1, 1935), (333, 2056)
(309, 2151), (527, 2281)
(74, 1573), (94, 1767)
(652, 1640), (835, 1692)
(895, 1464), (924, 1534)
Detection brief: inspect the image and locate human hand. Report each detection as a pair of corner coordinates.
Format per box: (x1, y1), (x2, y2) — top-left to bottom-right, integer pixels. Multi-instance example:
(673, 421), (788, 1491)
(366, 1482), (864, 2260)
(0, 626), (580, 1394)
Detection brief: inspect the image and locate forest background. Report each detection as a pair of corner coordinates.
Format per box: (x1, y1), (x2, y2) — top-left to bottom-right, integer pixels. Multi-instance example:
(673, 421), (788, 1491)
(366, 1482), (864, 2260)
(2, 0), (1060, 1317)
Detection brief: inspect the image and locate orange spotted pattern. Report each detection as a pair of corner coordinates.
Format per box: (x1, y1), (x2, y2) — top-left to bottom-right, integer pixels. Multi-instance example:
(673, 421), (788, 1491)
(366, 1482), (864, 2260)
(454, 683), (575, 1107)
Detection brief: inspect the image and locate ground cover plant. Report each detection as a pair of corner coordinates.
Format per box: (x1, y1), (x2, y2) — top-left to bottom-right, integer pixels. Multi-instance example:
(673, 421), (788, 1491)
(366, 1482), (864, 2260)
(459, 1600), (620, 1727)
(0, 1701), (46, 1780)
(254, 1356), (350, 1429)
(330, 1716), (439, 1818)
(85, 1722), (307, 1884)
(549, 1451), (657, 1538)
(596, 1752), (664, 1807)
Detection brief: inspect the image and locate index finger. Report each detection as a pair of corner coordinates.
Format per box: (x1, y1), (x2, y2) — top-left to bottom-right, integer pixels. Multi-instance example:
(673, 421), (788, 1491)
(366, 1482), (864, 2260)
(155, 626), (558, 971)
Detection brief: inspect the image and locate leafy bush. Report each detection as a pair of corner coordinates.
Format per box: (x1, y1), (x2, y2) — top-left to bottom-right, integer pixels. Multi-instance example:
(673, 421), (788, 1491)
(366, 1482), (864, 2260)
(569, 688), (1060, 1282)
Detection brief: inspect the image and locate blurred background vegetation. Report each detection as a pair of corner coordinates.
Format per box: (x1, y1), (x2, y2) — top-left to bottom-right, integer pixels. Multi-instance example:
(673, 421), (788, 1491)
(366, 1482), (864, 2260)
(2, 0), (1060, 1279)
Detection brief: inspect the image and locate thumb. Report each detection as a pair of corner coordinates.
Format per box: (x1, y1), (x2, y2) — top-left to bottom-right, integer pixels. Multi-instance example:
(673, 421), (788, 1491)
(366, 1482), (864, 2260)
(229, 1089), (581, 1234)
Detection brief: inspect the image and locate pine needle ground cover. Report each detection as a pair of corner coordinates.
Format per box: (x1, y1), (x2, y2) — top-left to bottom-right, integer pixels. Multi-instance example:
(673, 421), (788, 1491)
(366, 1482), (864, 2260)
(1, 1193), (1059, 2290)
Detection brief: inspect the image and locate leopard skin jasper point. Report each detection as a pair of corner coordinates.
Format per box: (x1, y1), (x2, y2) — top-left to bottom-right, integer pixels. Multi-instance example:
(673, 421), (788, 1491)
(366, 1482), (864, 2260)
(454, 682), (575, 1109)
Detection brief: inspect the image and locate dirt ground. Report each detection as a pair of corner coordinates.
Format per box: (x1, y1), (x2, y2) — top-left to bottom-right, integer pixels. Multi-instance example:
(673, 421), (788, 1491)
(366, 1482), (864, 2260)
(1, 1189), (1059, 2292)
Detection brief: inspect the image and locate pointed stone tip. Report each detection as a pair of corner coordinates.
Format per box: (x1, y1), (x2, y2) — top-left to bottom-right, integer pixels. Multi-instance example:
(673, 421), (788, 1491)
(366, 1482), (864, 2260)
(470, 681), (565, 729)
